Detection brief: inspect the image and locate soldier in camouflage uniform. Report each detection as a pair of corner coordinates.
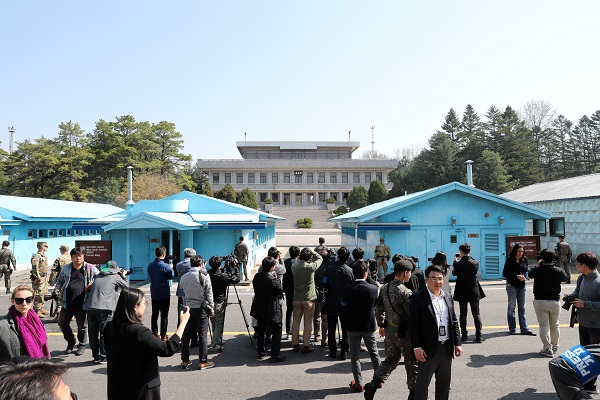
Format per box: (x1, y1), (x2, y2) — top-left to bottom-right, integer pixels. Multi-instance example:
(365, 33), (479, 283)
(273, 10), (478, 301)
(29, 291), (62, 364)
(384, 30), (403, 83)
(364, 259), (418, 400)
(555, 235), (573, 284)
(374, 238), (391, 280)
(31, 241), (50, 317)
(234, 236), (249, 281)
(0, 240), (17, 294)
(50, 244), (71, 321)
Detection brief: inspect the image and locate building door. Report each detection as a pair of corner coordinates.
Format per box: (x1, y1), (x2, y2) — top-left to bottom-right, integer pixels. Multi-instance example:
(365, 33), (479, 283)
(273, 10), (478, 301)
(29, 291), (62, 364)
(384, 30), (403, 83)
(284, 193), (290, 205)
(295, 193), (303, 205)
(480, 229), (503, 279)
(441, 228), (466, 258)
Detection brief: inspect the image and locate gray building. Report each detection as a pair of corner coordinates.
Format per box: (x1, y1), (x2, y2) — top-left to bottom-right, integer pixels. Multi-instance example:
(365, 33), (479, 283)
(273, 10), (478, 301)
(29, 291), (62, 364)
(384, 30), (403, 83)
(501, 173), (600, 256)
(198, 141), (397, 206)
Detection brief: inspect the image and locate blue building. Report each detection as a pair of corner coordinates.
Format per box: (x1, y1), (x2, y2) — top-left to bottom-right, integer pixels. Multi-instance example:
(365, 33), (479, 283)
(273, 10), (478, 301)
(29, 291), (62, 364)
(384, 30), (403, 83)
(0, 195), (123, 267)
(101, 191), (284, 280)
(331, 182), (551, 279)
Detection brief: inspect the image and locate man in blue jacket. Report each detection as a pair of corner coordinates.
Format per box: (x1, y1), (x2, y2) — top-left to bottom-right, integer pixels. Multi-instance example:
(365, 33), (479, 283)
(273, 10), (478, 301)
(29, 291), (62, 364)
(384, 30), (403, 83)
(147, 246), (174, 341)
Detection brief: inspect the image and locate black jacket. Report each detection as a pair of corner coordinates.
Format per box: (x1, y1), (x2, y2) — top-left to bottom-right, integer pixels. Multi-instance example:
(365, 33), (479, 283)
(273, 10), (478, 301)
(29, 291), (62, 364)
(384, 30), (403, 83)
(250, 271), (284, 324)
(452, 256), (483, 302)
(105, 322), (181, 400)
(502, 256), (529, 289)
(409, 289), (461, 358)
(323, 261), (354, 316)
(528, 262), (568, 301)
(283, 258), (296, 297)
(208, 269), (239, 304)
(341, 280), (378, 332)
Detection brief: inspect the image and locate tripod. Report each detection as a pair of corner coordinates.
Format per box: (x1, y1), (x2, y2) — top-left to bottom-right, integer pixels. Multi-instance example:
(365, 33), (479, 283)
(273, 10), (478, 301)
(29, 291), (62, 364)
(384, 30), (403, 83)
(214, 283), (254, 352)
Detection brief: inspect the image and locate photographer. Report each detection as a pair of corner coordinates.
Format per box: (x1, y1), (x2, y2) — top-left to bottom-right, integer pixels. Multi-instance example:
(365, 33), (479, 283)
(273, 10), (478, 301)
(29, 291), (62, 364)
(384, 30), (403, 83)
(528, 249), (567, 357)
(207, 256), (240, 351)
(283, 246), (300, 340)
(567, 252), (600, 394)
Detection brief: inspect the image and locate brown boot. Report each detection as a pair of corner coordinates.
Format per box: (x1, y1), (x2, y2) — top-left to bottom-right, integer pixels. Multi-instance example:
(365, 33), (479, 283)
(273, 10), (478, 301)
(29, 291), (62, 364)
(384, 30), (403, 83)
(40, 308), (50, 315)
(37, 310), (46, 318)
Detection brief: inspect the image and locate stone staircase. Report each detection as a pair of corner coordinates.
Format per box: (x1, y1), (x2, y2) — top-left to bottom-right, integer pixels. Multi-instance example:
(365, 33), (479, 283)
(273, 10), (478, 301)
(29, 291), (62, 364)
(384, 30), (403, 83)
(271, 205), (339, 230)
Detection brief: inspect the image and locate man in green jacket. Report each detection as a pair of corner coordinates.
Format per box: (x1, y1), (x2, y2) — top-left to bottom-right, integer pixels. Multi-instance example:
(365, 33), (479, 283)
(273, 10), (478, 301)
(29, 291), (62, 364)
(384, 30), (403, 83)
(291, 249), (323, 354)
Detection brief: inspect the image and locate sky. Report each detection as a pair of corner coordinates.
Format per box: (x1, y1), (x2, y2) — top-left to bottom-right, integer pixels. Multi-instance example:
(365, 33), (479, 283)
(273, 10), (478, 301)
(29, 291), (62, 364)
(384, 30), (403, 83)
(2, 1), (599, 161)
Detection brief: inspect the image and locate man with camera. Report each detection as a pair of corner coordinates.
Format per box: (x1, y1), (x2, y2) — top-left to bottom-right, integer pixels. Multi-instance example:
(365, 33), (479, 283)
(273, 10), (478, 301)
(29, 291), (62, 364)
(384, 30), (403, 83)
(567, 252), (600, 394)
(528, 249), (568, 357)
(207, 255), (240, 351)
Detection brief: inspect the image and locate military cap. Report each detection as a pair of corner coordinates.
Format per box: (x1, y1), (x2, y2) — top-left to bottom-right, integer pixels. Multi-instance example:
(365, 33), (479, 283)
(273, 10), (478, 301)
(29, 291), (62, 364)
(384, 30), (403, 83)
(2, 240), (9, 247)
(393, 259), (413, 273)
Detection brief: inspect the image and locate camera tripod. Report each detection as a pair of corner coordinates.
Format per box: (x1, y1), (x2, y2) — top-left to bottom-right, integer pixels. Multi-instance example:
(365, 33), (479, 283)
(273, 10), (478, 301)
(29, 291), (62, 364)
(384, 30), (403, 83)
(210, 283), (254, 352)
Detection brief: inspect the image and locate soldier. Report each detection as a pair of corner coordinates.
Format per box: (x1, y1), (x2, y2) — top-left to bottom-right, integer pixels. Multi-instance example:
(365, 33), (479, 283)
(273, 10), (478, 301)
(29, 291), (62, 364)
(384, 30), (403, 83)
(50, 245), (71, 322)
(0, 241), (17, 294)
(234, 236), (249, 281)
(555, 235), (573, 284)
(31, 241), (50, 317)
(364, 259), (418, 400)
(314, 237), (328, 257)
(374, 238), (391, 280)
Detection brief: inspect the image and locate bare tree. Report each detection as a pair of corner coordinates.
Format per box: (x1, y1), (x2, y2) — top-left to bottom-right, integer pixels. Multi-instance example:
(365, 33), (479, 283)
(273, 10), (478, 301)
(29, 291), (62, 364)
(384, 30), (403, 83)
(360, 149), (390, 159)
(392, 146), (422, 162)
(519, 100), (558, 141)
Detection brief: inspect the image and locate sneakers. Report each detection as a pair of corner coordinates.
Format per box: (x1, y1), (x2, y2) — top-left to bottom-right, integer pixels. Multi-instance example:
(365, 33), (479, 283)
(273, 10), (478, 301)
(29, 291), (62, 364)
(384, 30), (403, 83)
(181, 361), (192, 369)
(257, 353), (269, 361)
(74, 344), (86, 356)
(521, 331), (536, 336)
(349, 380), (364, 392)
(292, 345), (300, 353)
(99, 357), (107, 364)
(540, 349), (554, 358)
(198, 361), (215, 370)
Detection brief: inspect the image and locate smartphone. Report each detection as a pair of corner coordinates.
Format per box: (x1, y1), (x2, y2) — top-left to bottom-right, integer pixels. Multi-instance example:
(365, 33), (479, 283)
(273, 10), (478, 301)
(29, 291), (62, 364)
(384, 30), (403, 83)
(455, 253), (460, 259)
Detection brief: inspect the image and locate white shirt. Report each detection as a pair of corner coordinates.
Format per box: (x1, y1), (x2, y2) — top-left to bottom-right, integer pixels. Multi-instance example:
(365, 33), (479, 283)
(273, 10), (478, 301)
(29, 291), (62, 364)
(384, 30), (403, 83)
(427, 288), (449, 342)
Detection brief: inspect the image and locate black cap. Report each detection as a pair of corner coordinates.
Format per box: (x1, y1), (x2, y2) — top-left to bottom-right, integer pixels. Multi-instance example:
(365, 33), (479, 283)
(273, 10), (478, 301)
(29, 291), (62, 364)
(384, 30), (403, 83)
(2, 241), (9, 247)
(394, 260), (413, 274)
(319, 237), (325, 243)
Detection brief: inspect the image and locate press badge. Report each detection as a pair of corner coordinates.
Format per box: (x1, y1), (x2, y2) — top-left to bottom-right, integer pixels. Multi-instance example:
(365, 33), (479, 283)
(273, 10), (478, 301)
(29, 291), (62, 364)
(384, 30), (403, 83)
(439, 326), (446, 336)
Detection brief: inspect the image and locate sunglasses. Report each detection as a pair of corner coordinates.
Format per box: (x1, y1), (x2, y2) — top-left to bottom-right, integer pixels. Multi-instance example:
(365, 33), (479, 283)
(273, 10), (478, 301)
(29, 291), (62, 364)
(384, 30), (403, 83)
(13, 296), (34, 305)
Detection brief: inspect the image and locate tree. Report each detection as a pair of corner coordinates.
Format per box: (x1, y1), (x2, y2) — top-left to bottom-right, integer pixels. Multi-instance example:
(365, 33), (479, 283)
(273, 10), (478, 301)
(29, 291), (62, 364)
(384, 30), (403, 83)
(54, 121), (94, 201)
(347, 186), (369, 210)
(150, 121), (193, 176)
(440, 108), (461, 142)
(215, 183), (236, 203)
(474, 150), (514, 194)
(360, 149), (390, 159)
(237, 188), (259, 209)
(114, 173), (181, 206)
(483, 106), (503, 154)
(189, 165), (213, 196)
(368, 179), (387, 204)
(549, 115), (573, 179)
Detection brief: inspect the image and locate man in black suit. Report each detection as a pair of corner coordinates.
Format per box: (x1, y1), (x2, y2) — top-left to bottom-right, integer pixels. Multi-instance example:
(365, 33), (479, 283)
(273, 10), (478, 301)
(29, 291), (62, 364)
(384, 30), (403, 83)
(341, 261), (381, 392)
(452, 243), (484, 343)
(409, 265), (462, 400)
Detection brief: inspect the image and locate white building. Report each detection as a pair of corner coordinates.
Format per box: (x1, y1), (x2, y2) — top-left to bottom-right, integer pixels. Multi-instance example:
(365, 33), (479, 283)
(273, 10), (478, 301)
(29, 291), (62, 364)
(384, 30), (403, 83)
(501, 173), (600, 256)
(198, 141), (398, 207)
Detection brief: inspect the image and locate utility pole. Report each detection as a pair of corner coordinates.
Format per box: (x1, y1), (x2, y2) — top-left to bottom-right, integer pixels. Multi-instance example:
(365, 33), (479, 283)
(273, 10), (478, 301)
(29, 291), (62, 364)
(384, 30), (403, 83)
(8, 126), (15, 154)
(370, 125), (375, 153)
(348, 131), (351, 141)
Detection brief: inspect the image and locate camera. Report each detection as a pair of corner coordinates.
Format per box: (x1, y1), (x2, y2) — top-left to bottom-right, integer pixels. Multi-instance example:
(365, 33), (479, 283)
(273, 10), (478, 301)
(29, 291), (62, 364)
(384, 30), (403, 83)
(43, 293), (58, 302)
(214, 254), (239, 277)
(366, 259), (378, 281)
(562, 294), (576, 311)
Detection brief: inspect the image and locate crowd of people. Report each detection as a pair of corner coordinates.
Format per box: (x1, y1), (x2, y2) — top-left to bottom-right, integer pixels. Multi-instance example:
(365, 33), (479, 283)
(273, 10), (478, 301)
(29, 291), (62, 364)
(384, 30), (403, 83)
(1, 235), (600, 400)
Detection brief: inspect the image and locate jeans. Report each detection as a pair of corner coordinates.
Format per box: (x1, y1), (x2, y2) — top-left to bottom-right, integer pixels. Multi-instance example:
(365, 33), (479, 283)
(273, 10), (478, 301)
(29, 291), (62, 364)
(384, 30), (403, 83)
(292, 300), (314, 347)
(87, 309), (113, 359)
(348, 331), (381, 386)
(182, 308), (209, 363)
(506, 283), (529, 333)
(59, 306), (88, 345)
(533, 299), (561, 352)
(151, 298), (170, 337)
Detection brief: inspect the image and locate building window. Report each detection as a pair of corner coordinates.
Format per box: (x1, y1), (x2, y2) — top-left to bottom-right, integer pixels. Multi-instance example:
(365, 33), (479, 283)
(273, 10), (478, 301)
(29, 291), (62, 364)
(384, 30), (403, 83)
(248, 173), (255, 184)
(236, 173), (243, 184)
(272, 193), (279, 203)
(59, 229), (66, 237)
(342, 172), (348, 183)
(28, 229), (36, 239)
(67, 229), (72, 236)
(224, 173), (232, 183)
(2, 230), (10, 236)
(550, 218), (565, 236)
(533, 220), (547, 235)
(260, 173), (267, 184)
(318, 172), (325, 183)
(259, 193), (268, 202)
(49, 229), (56, 238)
(74, 230), (80, 236)
(284, 173), (291, 183)
(318, 192), (326, 202)
(272, 173), (279, 184)
(365, 172), (371, 184)
(330, 173), (337, 183)
(353, 172), (360, 183)
(376, 172), (383, 181)
(212, 173), (220, 184)
(38, 229), (48, 238)
(295, 174), (302, 183)
(307, 172), (314, 184)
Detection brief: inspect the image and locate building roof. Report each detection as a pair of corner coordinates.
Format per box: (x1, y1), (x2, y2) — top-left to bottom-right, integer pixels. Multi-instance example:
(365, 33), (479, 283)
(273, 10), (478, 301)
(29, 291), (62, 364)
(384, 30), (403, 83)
(0, 195), (123, 221)
(331, 182), (551, 223)
(103, 212), (201, 232)
(501, 173), (600, 203)
(236, 141), (361, 153)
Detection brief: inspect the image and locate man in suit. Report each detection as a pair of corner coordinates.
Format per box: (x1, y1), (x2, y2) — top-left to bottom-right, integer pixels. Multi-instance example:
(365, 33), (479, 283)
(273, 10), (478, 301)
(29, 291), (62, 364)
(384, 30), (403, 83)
(341, 261), (381, 392)
(452, 242), (484, 343)
(409, 265), (462, 400)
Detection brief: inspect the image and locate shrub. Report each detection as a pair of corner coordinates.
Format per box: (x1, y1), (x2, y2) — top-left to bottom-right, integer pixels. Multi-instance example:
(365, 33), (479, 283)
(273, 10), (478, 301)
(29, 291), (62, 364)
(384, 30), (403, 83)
(297, 218), (304, 225)
(333, 206), (348, 216)
(304, 218), (313, 224)
(298, 223), (307, 228)
(326, 197), (336, 204)
(264, 198), (273, 204)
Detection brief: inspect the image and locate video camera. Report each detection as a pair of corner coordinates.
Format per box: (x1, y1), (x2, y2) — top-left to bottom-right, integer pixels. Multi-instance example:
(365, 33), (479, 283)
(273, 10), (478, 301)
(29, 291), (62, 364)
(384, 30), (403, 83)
(562, 294), (577, 311)
(366, 258), (378, 281)
(210, 254), (239, 277)
(43, 293), (59, 302)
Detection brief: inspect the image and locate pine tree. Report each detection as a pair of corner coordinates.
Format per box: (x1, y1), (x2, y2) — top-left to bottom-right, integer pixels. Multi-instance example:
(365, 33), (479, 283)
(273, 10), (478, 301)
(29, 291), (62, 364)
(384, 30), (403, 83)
(368, 179), (387, 204)
(237, 187), (259, 209)
(347, 186), (369, 210)
(54, 121), (94, 201)
(440, 108), (461, 142)
(474, 150), (514, 194)
(215, 183), (236, 203)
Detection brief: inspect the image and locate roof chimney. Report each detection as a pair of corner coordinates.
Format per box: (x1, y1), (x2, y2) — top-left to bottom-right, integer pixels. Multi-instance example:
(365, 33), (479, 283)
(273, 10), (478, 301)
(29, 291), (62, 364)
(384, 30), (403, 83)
(126, 166), (135, 214)
(465, 160), (475, 187)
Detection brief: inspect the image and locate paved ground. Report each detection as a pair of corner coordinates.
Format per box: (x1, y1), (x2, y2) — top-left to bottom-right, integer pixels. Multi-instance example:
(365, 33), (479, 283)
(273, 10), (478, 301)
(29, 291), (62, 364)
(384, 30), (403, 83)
(1, 271), (593, 400)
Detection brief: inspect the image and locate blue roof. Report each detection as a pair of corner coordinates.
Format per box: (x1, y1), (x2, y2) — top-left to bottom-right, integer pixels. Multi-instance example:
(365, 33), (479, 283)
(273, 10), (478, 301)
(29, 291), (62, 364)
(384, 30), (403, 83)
(104, 212), (202, 232)
(0, 195), (123, 221)
(331, 182), (552, 222)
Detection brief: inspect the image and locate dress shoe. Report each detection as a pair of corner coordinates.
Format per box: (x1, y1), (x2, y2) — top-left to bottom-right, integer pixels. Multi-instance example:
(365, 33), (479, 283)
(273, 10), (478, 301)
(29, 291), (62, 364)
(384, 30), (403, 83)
(74, 344), (85, 356)
(269, 355), (286, 363)
(328, 352), (337, 359)
(292, 345), (300, 352)
(340, 352), (347, 360)
(65, 341), (76, 354)
(461, 333), (468, 342)
(257, 353), (269, 361)
(181, 361), (192, 369)
(349, 380), (364, 392)
(364, 382), (377, 400)
(301, 346), (315, 354)
(198, 361), (215, 370)
(521, 331), (536, 336)
(475, 337), (483, 343)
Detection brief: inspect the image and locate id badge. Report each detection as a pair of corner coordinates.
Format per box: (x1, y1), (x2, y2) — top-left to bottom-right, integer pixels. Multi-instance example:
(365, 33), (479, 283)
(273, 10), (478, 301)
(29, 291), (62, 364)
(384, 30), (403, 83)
(438, 326), (446, 336)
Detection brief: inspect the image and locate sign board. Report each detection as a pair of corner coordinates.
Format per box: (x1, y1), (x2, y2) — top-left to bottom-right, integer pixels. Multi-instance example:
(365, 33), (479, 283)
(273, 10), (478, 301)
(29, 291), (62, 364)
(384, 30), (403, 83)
(505, 236), (541, 263)
(75, 240), (112, 264)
